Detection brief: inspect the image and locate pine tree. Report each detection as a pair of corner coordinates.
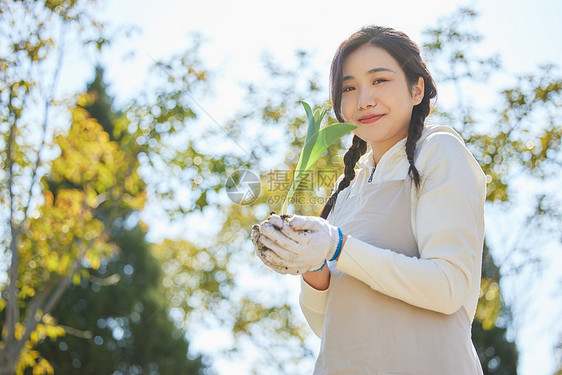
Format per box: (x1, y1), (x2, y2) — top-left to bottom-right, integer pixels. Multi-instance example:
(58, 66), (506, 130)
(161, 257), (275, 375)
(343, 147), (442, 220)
(36, 67), (206, 374)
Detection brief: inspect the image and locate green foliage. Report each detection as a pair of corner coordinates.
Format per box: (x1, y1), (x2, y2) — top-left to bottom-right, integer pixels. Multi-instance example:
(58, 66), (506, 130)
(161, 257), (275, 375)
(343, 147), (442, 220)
(210, 5), (559, 373)
(421, 8), (521, 373)
(467, 65), (561, 203)
(0, 1), (206, 373)
(1, 96), (137, 373)
(422, 6), (560, 373)
(35, 68), (206, 374)
(2, 2), (560, 374)
(192, 51), (353, 373)
(39, 227), (205, 374)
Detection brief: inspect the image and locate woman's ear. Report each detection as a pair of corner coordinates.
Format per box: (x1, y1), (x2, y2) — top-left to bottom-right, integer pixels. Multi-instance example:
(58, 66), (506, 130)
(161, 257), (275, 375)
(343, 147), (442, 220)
(412, 76), (425, 105)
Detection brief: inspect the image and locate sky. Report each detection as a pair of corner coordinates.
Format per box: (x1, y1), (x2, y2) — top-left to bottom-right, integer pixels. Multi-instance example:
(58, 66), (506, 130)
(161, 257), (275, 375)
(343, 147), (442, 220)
(55, 0), (562, 373)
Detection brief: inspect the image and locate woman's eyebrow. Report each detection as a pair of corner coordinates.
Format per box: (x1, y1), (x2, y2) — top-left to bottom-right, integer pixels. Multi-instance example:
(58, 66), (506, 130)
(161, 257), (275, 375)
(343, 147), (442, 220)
(342, 67), (396, 82)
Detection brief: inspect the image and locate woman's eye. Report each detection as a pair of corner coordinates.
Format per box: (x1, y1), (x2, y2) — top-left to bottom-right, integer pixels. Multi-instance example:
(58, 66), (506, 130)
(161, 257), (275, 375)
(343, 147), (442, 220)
(373, 79), (387, 85)
(342, 86), (355, 93)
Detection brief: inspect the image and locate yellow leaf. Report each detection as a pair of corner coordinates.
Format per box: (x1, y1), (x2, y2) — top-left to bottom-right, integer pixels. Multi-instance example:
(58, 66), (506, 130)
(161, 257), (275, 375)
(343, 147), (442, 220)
(14, 323), (24, 340)
(57, 253), (71, 274)
(86, 251), (101, 270)
(85, 187), (98, 208)
(33, 358), (54, 375)
(16, 349), (38, 373)
(43, 190), (54, 206)
(45, 325), (65, 340)
(30, 331), (38, 344)
(41, 314), (54, 325)
(20, 285), (36, 299)
(45, 253), (59, 272)
(475, 278), (502, 330)
(76, 93), (94, 107)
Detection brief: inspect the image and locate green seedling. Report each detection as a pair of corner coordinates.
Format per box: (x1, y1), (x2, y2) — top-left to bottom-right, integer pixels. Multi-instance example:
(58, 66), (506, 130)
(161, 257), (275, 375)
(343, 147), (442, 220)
(280, 102), (356, 215)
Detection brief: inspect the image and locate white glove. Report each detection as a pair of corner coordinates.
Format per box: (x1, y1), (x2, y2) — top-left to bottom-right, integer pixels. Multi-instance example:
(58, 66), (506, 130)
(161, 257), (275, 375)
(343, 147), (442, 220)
(252, 220), (305, 275)
(252, 218), (296, 274)
(253, 213), (343, 275)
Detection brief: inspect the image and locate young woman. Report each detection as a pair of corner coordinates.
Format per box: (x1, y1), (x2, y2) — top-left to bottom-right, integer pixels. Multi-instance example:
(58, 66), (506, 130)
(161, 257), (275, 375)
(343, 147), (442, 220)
(252, 25), (485, 374)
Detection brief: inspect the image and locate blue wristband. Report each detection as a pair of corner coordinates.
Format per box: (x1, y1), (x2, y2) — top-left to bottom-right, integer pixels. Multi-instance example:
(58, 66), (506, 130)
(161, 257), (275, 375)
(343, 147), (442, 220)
(329, 227), (343, 261)
(312, 260), (327, 272)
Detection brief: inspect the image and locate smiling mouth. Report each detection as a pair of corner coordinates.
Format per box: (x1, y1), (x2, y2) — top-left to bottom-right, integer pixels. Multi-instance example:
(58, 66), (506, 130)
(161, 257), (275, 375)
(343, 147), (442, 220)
(358, 114), (384, 124)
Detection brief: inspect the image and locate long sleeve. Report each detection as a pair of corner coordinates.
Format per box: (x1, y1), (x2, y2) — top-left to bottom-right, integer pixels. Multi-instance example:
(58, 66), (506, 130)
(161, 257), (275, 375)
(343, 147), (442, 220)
(298, 174), (344, 339)
(299, 278), (329, 338)
(336, 132), (486, 317)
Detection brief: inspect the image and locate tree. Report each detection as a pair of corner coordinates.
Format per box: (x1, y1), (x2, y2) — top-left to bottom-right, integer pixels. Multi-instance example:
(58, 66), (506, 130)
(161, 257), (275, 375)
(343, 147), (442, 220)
(0, 1), (210, 373)
(141, 49), (322, 374)
(186, 6), (560, 373)
(420, 8), (519, 373)
(553, 334), (562, 375)
(34, 67), (206, 374)
(1, 89), (143, 374)
(0, 1), (309, 373)
(421, 6), (561, 373)
(0, 1), (140, 372)
(113, 47), (336, 374)
(3, 2), (559, 374)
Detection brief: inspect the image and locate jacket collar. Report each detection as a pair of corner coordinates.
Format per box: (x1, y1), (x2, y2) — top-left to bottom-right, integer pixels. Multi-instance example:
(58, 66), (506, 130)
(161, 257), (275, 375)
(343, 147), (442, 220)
(355, 124), (464, 170)
(356, 137), (407, 170)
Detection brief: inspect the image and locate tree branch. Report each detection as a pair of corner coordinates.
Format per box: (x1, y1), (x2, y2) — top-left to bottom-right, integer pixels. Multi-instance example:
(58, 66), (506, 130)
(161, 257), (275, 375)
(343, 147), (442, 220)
(23, 19), (68, 223)
(59, 325), (93, 340)
(10, 274), (70, 365)
(4, 114), (20, 352)
(89, 273), (121, 286)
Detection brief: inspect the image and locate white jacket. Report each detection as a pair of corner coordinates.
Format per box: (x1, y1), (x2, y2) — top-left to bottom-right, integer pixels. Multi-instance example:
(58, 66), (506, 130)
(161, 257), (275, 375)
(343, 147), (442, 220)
(300, 124), (486, 339)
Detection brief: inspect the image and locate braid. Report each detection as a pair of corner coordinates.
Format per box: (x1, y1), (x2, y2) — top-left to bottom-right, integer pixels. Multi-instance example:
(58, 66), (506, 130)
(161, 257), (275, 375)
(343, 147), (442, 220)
(405, 110), (423, 189)
(320, 135), (367, 219)
(405, 83), (433, 190)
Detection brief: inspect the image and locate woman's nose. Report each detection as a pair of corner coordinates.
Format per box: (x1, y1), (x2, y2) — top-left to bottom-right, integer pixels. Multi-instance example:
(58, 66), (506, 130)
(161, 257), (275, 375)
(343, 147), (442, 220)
(358, 88), (376, 109)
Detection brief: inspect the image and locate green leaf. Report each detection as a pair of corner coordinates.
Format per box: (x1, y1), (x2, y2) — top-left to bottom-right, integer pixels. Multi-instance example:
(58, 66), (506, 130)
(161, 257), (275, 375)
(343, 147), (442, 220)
(281, 102), (356, 214)
(302, 101), (318, 143)
(297, 122), (357, 175)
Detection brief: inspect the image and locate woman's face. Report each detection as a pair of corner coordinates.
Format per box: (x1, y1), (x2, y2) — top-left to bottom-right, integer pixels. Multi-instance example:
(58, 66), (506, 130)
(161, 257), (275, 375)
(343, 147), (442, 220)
(340, 44), (424, 160)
